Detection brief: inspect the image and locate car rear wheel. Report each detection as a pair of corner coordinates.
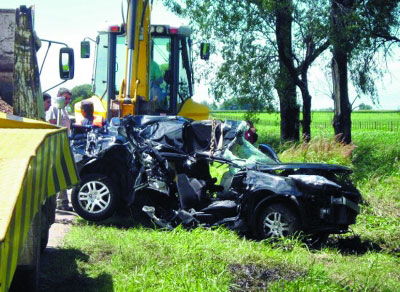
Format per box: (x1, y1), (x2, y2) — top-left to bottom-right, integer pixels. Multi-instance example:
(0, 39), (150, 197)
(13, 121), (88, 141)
(257, 203), (300, 239)
(71, 174), (118, 221)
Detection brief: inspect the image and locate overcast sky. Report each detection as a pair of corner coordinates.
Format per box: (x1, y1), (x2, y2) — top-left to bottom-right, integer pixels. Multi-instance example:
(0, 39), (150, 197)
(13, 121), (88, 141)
(2, 0), (400, 110)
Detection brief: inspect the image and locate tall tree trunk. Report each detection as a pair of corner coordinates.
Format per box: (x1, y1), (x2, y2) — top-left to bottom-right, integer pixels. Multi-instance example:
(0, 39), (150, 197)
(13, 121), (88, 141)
(300, 71), (312, 142)
(0, 9), (16, 108)
(275, 0), (300, 142)
(12, 7), (44, 119)
(277, 69), (300, 141)
(331, 52), (351, 143)
(330, 0), (354, 144)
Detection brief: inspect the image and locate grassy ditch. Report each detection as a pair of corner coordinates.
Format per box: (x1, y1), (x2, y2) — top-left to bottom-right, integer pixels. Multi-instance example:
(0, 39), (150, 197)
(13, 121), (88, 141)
(40, 124), (400, 291)
(41, 226), (399, 291)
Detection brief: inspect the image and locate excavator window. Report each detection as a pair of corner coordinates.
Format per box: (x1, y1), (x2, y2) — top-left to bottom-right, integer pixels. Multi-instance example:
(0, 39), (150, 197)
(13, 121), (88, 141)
(178, 38), (192, 103)
(150, 37), (172, 113)
(93, 33), (108, 97)
(90, 27), (195, 117)
(115, 35), (126, 94)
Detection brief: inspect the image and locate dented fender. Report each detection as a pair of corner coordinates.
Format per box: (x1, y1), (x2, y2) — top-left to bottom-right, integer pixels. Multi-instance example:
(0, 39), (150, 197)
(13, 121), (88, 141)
(244, 170), (301, 197)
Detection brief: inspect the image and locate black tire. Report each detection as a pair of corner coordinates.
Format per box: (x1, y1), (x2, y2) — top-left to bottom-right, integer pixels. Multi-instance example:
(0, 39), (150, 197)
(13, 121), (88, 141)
(256, 203), (300, 239)
(71, 174), (118, 221)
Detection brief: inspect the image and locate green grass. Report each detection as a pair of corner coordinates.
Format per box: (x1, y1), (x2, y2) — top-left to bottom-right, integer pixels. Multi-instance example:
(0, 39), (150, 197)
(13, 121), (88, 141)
(40, 112), (400, 291)
(41, 226), (400, 291)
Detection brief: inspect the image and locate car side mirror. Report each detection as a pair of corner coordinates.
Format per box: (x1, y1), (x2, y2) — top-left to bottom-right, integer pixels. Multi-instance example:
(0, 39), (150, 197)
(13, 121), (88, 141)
(80, 41), (90, 58)
(200, 43), (210, 60)
(259, 144), (281, 163)
(59, 47), (74, 80)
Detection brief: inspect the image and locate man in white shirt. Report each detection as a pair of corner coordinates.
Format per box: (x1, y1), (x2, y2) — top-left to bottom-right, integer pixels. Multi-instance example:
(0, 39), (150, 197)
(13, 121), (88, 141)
(46, 87), (73, 211)
(46, 87), (72, 130)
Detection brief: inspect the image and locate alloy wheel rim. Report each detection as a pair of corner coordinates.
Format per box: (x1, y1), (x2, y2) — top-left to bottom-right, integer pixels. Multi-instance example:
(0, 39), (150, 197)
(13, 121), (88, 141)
(263, 211), (290, 237)
(78, 181), (111, 214)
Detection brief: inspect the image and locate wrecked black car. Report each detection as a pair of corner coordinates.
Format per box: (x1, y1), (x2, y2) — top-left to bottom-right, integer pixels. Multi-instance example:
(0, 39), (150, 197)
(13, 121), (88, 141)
(70, 116), (361, 241)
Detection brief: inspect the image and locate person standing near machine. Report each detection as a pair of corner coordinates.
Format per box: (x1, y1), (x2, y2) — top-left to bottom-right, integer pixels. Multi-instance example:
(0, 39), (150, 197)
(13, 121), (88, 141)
(46, 87), (73, 211)
(244, 120), (258, 144)
(43, 92), (51, 112)
(79, 100), (104, 127)
(46, 87), (72, 130)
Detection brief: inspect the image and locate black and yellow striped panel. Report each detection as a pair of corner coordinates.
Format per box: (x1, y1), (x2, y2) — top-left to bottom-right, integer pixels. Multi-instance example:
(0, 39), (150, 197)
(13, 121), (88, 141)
(0, 117), (78, 291)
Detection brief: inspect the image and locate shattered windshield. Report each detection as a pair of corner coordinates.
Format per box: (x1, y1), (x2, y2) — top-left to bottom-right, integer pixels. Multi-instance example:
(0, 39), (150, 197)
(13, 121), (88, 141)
(224, 139), (277, 167)
(219, 121), (277, 167)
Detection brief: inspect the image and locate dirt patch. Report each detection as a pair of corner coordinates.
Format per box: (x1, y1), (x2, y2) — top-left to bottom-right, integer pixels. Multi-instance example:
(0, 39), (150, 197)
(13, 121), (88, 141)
(229, 263), (305, 291)
(86, 244), (115, 264)
(47, 210), (77, 248)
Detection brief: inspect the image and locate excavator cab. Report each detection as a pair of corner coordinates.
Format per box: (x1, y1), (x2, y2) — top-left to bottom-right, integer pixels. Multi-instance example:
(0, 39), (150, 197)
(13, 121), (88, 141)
(149, 26), (194, 115)
(89, 25), (195, 116)
(76, 1), (209, 123)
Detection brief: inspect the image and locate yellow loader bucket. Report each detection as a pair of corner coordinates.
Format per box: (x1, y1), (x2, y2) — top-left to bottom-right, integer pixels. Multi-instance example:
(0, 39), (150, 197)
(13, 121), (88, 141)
(0, 113), (78, 291)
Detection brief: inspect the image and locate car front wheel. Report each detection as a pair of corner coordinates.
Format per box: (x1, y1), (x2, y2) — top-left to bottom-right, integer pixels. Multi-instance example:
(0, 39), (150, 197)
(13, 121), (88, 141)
(256, 203), (300, 239)
(71, 174), (118, 221)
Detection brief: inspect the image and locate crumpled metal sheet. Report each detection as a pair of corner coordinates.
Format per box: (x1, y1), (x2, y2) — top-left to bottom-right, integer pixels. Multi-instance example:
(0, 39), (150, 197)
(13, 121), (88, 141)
(257, 163), (351, 173)
(289, 174), (341, 188)
(244, 170), (300, 196)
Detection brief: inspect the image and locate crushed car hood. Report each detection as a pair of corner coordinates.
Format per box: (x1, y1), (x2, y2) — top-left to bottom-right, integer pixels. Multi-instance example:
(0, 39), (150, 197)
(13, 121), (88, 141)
(255, 163), (352, 173)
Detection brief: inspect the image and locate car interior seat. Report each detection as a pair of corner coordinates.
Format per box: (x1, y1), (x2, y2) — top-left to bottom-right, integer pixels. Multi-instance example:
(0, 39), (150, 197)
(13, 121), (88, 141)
(177, 174), (209, 210)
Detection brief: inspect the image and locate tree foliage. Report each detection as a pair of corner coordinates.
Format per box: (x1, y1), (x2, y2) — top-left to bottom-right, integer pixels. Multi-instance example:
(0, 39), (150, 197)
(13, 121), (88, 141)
(167, 1), (278, 109)
(164, 0), (332, 141)
(164, 0), (400, 142)
(71, 84), (93, 102)
(69, 84), (93, 113)
(344, 0), (400, 102)
(357, 103), (373, 110)
(329, 0), (400, 143)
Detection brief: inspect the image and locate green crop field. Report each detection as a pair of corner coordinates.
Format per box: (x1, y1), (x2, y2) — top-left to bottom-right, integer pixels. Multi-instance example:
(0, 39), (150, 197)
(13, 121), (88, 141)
(40, 115), (400, 291)
(213, 110), (400, 132)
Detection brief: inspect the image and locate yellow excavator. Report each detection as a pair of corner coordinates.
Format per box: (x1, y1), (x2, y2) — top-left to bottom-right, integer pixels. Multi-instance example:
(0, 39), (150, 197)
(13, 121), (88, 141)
(74, 0), (210, 124)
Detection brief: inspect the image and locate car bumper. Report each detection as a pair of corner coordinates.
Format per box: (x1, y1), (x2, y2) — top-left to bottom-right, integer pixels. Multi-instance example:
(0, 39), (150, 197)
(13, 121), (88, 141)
(331, 196), (360, 213)
(317, 196), (360, 229)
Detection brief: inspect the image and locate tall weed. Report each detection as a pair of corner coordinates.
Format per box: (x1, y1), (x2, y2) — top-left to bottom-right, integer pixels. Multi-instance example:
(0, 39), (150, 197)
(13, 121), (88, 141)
(279, 137), (355, 166)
